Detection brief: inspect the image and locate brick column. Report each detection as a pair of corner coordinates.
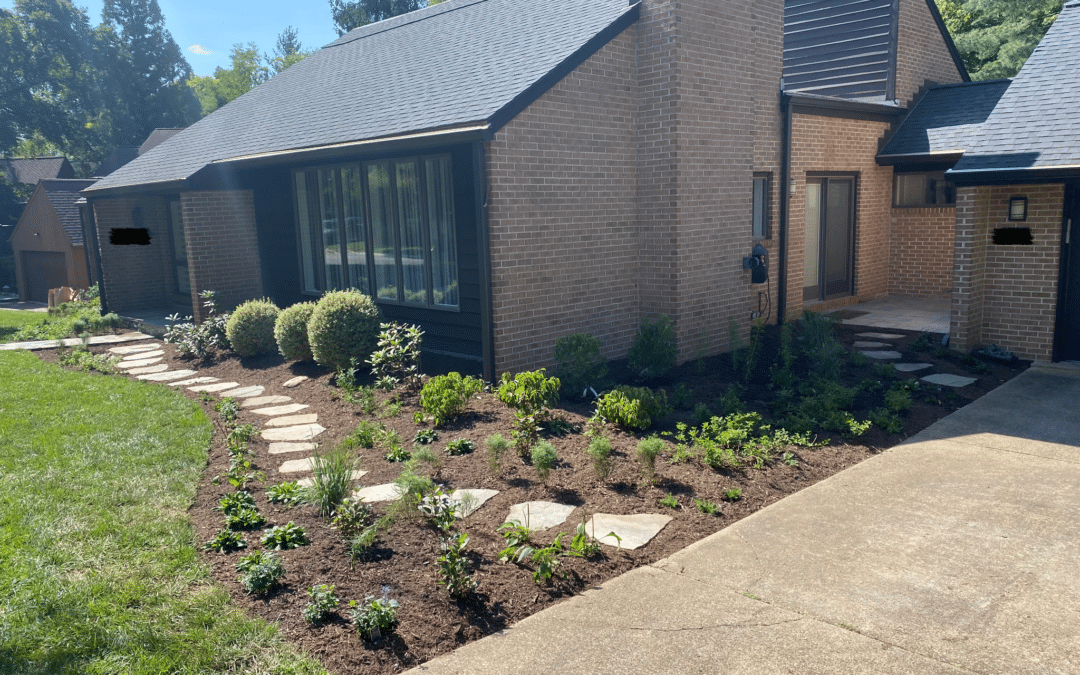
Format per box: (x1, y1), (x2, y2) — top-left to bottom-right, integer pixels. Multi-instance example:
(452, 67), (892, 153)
(180, 190), (264, 322)
(950, 186), (988, 350)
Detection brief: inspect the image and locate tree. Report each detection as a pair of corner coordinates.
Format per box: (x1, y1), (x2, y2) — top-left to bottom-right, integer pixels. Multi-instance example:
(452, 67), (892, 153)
(187, 43), (269, 117)
(329, 0), (426, 36)
(266, 26), (309, 76)
(937, 0), (1064, 80)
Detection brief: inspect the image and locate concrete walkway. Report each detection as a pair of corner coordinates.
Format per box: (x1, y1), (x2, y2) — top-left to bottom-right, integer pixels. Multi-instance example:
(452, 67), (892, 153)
(409, 365), (1080, 674)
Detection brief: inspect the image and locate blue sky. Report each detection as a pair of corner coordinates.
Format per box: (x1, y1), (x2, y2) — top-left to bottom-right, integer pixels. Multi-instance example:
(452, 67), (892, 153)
(3, 0), (341, 76)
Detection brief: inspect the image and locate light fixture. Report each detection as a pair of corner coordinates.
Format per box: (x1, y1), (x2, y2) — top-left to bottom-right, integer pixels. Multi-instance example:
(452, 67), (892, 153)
(1008, 196), (1027, 221)
(789, 178), (797, 197)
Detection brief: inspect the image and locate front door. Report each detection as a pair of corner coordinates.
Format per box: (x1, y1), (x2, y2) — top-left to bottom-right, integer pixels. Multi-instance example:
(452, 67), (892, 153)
(804, 176), (856, 302)
(1055, 183), (1080, 361)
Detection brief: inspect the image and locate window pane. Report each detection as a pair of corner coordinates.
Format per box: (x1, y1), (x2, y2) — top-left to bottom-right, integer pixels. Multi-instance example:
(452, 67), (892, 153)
(295, 172), (318, 293)
(396, 161), (426, 304)
(318, 169), (344, 290)
(342, 167), (369, 295)
(367, 163), (397, 300)
(752, 177), (767, 238)
(804, 181), (822, 289)
(426, 157), (458, 307)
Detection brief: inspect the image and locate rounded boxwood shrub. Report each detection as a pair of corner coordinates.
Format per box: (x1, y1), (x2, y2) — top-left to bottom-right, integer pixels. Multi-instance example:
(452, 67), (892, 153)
(275, 301), (316, 362)
(226, 298), (281, 357)
(307, 290), (382, 370)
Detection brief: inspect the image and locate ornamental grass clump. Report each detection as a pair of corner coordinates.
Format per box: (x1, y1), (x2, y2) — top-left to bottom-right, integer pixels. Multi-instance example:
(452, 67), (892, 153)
(307, 289), (382, 370)
(274, 301), (316, 361)
(225, 298), (280, 357)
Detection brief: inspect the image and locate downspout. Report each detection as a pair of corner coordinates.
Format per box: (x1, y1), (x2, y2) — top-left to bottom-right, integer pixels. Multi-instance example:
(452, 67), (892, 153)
(777, 86), (793, 324)
(82, 198), (109, 315)
(472, 141), (496, 382)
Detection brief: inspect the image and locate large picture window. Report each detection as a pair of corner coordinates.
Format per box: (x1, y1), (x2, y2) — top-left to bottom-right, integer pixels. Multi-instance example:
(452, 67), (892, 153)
(893, 171), (955, 207)
(294, 155), (458, 309)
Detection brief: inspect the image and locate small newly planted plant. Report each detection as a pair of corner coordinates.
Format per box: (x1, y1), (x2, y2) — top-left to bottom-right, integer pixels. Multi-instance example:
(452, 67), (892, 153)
(418, 489), (457, 533)
(368, 322), (424, 391)
(553, 332), (608, 399)
(594, 386), (671, 431)
(723, 487), (742, 502)
(781, 451), (800, 467)
(225, 506), (266, 531)
(627, 314), (677, 381)
(304, 447), (357, 516)
(413, 428), (439, 446)
(636, 435), (665, 484)
(261, 521), (309, 550)
(218, 490), (257, 515)
(203, 528), (247, 553)
(303, 584), (339, 625)
(384, 445), (411, 463)
(485, 433), (509, 475)
(420, 372), (484, 426)
(884, 387), (912, 413)
(869, 407), (904, 434)
(215, 397), (240, 426)
(236, 550), (285, 595)
(445, 438), (475, 456)
(165, 290), (230, 358)
(496, 369), (561, 453)
(497, 518), (534, 564)
(585, 435), (612, 481)
(531, 440), (558, 485)
(658, 493), (679, 509)
(349, 596), (399, 641)
(390, 460), (435, 517)
(530, 533), (565, 585)
(566, 514), (607, 558)
(227, 423), (257, 446)
(438, 532), (477, 598)
(266, 481), (304, 506)
(694, 498), (718, 515)
(332, 498), (372, 538)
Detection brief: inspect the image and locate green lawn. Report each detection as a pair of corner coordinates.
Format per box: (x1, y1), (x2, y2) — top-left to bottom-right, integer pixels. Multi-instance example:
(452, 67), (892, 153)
(0, 309), (51, 343)
(0, 351), (325, 674)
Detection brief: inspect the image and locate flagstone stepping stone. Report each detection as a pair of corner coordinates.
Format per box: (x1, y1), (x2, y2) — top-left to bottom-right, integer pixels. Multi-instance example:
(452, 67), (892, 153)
(921, 373), (978, 388)
(266, 413), (320, 427)
(860, 350), (903, 360)
(355, 483), (401, 503)
(298, 470), (367, 488)
(261, 424), (325, 442)
(894, 363), (933, 373)
(217, 385), (265, 398)
(853, 341), (890, 349)
(282, 376), (308, 388)
(121, 349), (164, 361)
(128, 363), (169, 375)
(268, 442), (317, 455)
(242, 395), (291, 408)
(585, 513), (673, 551)
(109, 344), (160, 355)
(251, 403), (309, 416)
(169, 376), (218, 387)
(450, 489), (499, 518)
(856, 332), (906, 340)
(504, 501), (576, 531)
(137, 369), (198, 381)
(118, 357), (162, 369)
(188, 381), (241, 393)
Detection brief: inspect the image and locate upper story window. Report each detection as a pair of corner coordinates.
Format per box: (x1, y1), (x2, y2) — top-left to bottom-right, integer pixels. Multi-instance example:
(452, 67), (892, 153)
(893, 171), (955, 208)
(294, 155), (459, 309)
(753, 174), (770, 238)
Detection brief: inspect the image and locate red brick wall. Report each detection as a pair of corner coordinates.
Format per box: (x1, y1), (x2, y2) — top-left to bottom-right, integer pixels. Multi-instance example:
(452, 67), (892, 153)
(92, 196), (171, 314)
(786, 114), (893, 317)
(951, 184), (1064, 361)
(895, 0), (965, 106)
(889, 206), (955, 297)
(180, 190), (264, 322)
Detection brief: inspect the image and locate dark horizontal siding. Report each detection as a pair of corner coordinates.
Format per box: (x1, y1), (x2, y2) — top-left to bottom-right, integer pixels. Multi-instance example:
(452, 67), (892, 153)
(784, 0), (898, 99)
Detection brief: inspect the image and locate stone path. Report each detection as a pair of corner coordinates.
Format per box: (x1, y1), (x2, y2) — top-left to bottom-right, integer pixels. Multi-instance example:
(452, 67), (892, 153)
(505, 501), (576, 531)
(585, 513), (672, 550)
(0, 332), (155, 351)
(855, 332), (980, 390)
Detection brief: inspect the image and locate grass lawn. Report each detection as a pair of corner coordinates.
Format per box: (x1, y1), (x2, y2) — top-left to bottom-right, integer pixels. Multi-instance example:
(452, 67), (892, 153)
(0, 309), (51, 344)
(0, 351), (325, 674)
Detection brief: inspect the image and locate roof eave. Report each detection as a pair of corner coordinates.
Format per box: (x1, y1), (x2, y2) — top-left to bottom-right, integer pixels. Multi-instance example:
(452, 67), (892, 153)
(876, 150), (964, 166)
(786, 91), (905, 122)
(82, 178), (189, 199)
(947, 164), (1080, 186)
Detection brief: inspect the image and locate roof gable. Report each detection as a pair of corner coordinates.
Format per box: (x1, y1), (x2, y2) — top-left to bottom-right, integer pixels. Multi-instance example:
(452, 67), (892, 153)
(87, 0), (638, 195)
(1, 157), (74, 185)
(39, 179), (96, 244)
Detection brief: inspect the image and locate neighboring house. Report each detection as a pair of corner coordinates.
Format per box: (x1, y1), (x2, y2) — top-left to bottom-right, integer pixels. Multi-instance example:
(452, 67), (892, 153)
(81, 0), (968, 378)
(93, 148), (139, 179)
(0, 156), (75, 188)
(9, 179), (96, 302)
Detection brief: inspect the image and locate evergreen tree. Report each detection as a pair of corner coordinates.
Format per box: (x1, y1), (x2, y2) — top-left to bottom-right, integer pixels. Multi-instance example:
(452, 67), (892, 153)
(937, 0), (1064, 80)
(329, 0), (426, 36)
(267, 26), (309, 76)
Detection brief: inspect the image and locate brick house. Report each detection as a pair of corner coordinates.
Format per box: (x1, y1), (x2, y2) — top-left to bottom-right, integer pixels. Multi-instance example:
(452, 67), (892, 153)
(82, 0), (970, 378)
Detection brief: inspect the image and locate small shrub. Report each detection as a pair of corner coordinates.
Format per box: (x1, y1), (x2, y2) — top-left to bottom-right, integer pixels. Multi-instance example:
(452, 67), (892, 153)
(849, 351), (870, 367)
(485, 433), (509, 475)
(203, 528), (246, 553)
(226, 298), (280, 357)
(438, 532), (477, 598)
(884, 387), (912, 413)
(627, 314), (677, 381)
(303, 447), (357, 516)
(869, 407), (904, 434)
(275, 301), (316, 361)
(908, 333), (934, 353)
(307, 289), (382, 370)
(261, 521), (309, 550)
(714, 385), (744, 416)
(303, 584), (339, 625)
(637, 436), (665, 484)
(446, 438), (475, 456)
(418, 489), (458, 533)
(799, 311), (844, 380)
(875, 363), (898, 380)
(496, 370), (561, 453)
(369, 322), (424, 390)
(349, 597), (398, 641)
(165, 291), (230, 358)
(595, 386), (671, 431)
(332, 498), (372, 538)
(56, 347), (118, 374)
(658, 493), (678, 509)
(348, 420), (383, 449)
(671, 382), (693, 410)
(691, 402), (712, 427)
(236, 550), (285, 595)
(225, 506), (266, 531)
(585, 435), (612, 481)
(531, 440), (558, 485)
(722, 487), (742, 502)
(553, 333), (607, 398)
(266, 481), (304, 506)
(218, 491), (257, 515)
(694, 498), (717, 515)
(530, 534), (564, 585)
(384, 445), (410, 463)
(420, 372), (484, 426)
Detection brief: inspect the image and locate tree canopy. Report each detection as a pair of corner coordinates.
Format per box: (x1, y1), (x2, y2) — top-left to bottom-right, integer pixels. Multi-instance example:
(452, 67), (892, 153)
(937, 0), (1065, 80)
(329, 0), (427, 36)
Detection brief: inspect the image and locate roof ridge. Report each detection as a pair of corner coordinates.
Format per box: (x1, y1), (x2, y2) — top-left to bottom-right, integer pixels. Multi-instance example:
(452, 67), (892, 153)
(328, 0), (488, 48)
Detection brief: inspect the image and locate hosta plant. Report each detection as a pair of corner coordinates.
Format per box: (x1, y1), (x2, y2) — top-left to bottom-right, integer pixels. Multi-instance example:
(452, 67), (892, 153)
(303, 584), (339, 625)
(203, 528), (247, 553)
(236, 550), (285, 595)
(261, 521), (309, 550)
(349, 596), (399, 641)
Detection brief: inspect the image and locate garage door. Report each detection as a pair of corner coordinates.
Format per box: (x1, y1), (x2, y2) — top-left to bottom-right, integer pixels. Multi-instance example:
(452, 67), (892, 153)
(22, 251), (68, 303)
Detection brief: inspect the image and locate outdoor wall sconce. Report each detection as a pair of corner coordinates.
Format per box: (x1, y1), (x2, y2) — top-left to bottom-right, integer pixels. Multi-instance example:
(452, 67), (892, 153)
(789, 178), (797, 197)
(1008, 196), (1028, 221)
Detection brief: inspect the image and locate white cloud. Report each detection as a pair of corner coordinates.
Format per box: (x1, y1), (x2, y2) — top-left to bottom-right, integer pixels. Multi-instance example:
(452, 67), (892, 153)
(188, 45), (213, 56)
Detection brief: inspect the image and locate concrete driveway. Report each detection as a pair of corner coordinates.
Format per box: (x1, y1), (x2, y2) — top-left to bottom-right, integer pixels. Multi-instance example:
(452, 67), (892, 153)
(410, 365), (1080, 674)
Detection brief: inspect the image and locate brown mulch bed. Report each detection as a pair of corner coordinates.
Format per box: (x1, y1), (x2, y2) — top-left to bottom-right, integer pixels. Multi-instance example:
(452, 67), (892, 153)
(39, 323), (1026, 675)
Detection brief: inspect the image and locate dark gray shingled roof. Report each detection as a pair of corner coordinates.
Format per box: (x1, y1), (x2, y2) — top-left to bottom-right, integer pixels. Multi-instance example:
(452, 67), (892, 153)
(38, 179), (97, 244)
(1, 157), (74, 185)
(949, 0), (1080, 177)
(877, 79), (1010, 161)
(92, 147), (139, 177)
(138, 128), (183, 156)
(86, 0), (638, 194)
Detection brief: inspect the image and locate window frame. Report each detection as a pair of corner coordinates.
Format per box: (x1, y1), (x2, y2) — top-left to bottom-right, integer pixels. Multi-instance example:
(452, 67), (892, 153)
(752, 173), (771, 239)
(892, 170), (956, 208)
(292, 153), (459, 312)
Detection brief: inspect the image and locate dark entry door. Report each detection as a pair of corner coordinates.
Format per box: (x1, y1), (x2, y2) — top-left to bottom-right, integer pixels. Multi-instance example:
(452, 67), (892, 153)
(1056, 183), (1080, 361)
(804, 176), (856, 302)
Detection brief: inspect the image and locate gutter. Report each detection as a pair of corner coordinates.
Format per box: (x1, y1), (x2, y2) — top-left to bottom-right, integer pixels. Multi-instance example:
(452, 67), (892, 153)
(947, 165), (1080, 186)
(778, 89), (793, 324)
(472, 141), (495, 382)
